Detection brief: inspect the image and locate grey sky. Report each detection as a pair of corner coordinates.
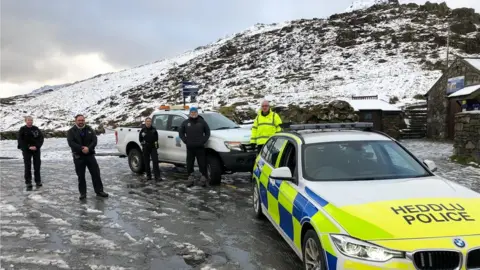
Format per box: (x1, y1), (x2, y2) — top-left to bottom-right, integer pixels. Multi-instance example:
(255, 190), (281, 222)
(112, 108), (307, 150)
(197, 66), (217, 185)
(1, 0), (478, 97)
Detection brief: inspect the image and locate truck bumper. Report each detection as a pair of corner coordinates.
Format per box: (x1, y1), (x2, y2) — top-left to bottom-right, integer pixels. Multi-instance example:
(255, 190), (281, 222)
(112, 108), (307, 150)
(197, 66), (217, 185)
(219, 151), (257, 172)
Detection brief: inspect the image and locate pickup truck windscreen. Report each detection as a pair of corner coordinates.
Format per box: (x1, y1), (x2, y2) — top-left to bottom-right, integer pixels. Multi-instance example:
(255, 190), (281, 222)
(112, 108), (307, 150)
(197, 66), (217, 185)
(200, 113), (240, 130)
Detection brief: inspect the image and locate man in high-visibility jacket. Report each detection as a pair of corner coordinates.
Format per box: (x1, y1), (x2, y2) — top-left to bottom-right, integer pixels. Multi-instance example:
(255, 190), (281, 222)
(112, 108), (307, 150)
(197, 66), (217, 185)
(250, 100), (283, 153)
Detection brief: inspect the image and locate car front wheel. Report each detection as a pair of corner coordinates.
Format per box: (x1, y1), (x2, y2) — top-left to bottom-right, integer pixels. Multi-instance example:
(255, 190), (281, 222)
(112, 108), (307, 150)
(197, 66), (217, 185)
(302, 230), (326, 270)
(253, 182), (264, 219)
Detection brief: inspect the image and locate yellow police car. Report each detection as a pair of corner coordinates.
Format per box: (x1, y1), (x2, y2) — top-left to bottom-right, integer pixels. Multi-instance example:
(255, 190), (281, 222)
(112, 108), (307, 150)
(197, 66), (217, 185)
(251, 122), (480, 270)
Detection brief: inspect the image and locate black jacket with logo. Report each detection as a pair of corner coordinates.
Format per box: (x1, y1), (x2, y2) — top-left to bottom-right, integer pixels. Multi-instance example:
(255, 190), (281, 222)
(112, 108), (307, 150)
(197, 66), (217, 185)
(178, 116), (210, 148)
(139, 126), (158, 149)
(17, 125), (44, 151)
(67, 125), (97, 155)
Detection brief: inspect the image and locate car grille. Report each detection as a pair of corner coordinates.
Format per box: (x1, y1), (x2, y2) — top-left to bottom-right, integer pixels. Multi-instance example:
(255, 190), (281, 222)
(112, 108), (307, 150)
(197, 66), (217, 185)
(241, 143), (256, 152)
(413, 251), (461, 270)
(467, 248), (480, 269)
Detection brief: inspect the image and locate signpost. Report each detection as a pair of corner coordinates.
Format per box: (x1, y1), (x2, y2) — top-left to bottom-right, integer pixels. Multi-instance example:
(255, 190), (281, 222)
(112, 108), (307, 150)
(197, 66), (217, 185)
(181, 81), (199, 107)
(446, 76), (465, 94)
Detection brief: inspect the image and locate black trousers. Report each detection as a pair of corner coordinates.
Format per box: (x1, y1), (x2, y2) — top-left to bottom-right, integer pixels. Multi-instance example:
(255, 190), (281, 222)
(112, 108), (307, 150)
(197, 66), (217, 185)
(143, 147), (160, 178)
(73, 154), (104, 195)
(186, 147), (207, 176)
(22, 150), (41, 184)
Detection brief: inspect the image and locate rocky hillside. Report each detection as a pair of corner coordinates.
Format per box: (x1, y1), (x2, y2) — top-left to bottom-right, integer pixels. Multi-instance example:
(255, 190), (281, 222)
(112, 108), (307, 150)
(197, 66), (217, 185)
(1, 1), (480, 131)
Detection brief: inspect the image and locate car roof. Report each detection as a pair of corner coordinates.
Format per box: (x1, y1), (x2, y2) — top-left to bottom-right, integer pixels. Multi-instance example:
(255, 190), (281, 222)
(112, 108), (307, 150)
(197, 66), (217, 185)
(278, 130), (392, 144)
(152, 110), (214, 116)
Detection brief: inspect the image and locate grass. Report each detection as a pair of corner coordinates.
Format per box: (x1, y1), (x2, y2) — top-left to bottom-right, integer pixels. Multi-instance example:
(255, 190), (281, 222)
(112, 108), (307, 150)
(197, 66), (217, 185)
(450, 155), (480, 168)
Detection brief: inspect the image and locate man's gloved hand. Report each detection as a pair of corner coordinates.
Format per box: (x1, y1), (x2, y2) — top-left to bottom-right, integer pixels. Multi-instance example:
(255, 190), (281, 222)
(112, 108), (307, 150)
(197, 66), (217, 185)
(155, 141), (158, 149)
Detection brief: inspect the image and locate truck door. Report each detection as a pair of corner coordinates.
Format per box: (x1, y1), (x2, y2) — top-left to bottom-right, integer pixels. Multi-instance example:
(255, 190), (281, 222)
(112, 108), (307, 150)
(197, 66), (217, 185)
(152, 114), (170, 161)
(165, 115), (187, 163)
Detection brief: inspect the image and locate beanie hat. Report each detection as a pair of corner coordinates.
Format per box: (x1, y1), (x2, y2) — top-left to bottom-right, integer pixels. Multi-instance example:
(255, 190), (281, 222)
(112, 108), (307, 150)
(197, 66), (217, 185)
(189, 107), (198, 113)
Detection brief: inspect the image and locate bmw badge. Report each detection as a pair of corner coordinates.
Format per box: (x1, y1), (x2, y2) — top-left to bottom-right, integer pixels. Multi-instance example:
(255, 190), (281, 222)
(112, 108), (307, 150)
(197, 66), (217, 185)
(453, 238), (466, 248)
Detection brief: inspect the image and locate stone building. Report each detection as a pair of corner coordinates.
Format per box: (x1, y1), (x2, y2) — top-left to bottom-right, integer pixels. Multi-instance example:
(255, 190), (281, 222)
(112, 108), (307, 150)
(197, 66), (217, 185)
(346, 95), (405, 139)
(425, 57), (480, 140)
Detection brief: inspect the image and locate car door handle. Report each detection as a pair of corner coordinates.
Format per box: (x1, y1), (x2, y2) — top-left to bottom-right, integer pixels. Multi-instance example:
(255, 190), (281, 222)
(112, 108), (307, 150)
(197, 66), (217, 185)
(168, 136), (174, 138)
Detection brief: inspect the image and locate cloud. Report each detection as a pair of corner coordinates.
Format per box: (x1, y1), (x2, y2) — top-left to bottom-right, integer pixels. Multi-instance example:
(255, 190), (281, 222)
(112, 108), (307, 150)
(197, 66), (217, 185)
(0, 53), (121, 98)
(0, 0), (479, 97)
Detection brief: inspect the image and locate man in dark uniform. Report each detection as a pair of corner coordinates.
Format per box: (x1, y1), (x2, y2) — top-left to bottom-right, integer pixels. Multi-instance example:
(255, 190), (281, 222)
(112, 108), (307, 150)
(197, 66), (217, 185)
(17, 116), (44, 189)
(139, 117), (163, 181)
(67, 114), (108, 200)
(178, 107), (210, 187)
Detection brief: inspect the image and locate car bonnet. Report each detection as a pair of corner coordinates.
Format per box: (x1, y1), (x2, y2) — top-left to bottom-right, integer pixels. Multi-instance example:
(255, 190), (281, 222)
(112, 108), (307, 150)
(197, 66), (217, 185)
(303, 177), (480, 240)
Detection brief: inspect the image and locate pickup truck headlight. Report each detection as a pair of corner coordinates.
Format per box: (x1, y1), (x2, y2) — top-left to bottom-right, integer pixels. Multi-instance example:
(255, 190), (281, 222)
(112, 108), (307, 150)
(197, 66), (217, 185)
(330, 234), (404, 262)
(224, 141), (243, 151)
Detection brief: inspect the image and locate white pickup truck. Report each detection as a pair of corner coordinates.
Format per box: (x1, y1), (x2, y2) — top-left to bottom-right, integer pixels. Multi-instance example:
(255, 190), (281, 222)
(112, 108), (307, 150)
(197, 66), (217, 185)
(115, 108), (257, 185)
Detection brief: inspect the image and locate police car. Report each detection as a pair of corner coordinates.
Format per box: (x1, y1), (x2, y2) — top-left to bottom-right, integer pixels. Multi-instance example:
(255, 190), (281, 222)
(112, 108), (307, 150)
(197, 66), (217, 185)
(251, 122), (480, 270)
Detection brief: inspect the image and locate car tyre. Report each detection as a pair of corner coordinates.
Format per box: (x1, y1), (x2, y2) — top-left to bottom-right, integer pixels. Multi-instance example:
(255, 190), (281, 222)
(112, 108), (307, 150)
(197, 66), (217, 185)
(128, 148), (145, 174)
(207, 154), (222, 186)
(302, 230), (327, 270)
(253, 182), (264, 219)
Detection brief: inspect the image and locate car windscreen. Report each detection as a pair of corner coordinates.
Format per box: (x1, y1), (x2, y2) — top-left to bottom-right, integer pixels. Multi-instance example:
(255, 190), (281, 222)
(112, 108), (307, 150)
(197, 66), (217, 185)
(302, 140), (431, 181)
(199, 113), (240, 130)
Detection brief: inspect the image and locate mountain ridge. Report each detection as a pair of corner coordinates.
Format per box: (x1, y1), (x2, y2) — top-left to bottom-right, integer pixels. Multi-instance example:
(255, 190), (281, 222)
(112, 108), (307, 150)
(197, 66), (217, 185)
(1, 2), (480, 132)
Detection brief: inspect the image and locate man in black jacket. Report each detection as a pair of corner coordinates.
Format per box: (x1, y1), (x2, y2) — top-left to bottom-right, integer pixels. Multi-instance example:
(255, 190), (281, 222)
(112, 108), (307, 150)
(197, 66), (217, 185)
(17, 116), (44, 188)
(178, 107), (210, 187)
(67, 114), (108, 200)
(139, 117), (162, 181)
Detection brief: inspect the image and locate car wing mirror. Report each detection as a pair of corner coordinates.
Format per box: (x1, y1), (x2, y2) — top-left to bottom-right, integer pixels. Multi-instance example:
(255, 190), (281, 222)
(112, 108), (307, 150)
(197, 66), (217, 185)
(269, 167), (294, 181)
(423, 159), (437, 172)
(171, 126), (179, 131)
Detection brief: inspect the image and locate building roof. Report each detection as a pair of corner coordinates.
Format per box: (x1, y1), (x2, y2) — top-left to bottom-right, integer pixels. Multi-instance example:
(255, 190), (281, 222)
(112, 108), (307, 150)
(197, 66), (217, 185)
(345, 99), (401, 111)
(448, 84), (480, 98)
(425, 57), (480, 96)
(464, 58), (480, 70)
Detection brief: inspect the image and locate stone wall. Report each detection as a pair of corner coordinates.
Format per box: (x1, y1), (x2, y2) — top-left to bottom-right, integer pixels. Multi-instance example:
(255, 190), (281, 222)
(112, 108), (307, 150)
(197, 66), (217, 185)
(426, 58), (480, 139)
(453, 111), (480, 163)
(382, 112), (407, 139)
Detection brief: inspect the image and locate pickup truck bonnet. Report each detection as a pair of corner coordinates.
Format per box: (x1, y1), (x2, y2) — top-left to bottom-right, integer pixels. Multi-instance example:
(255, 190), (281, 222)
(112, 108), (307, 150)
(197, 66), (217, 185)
(211, 128), (251, 142)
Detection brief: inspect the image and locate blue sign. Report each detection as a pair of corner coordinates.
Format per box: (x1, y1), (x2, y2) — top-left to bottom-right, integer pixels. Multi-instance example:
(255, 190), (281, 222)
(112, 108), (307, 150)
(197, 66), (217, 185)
(182, 81), (199, 99)
(446, 76), (465, 94)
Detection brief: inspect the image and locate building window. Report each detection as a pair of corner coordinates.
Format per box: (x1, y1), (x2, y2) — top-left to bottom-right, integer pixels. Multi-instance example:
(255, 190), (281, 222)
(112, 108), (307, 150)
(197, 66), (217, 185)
(364, 113), (372, 120)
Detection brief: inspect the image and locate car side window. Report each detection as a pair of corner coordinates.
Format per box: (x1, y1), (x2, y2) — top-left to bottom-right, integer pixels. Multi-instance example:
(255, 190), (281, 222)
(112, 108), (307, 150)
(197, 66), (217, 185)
(170, 115), (185, 131)
(152, 114), (169, 131)
(279, 141), (297, 175)
(260, 138), (276, 163)
(269, 138), (287, 166)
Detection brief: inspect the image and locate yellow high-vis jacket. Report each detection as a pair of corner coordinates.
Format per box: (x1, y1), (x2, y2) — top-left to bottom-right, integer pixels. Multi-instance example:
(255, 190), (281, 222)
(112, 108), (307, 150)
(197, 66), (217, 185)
(250, 110), (282, 145)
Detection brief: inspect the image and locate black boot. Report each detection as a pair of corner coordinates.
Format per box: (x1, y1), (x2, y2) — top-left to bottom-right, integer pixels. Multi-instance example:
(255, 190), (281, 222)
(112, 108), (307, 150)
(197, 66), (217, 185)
(79, 194), (87, 200)
(96, 191), (109, 198)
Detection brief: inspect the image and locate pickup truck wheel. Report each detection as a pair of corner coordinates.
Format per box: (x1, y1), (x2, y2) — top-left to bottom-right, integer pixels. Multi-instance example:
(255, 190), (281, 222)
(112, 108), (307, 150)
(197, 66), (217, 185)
(207, 154), (222, 186)
(128, 148), (145, 174)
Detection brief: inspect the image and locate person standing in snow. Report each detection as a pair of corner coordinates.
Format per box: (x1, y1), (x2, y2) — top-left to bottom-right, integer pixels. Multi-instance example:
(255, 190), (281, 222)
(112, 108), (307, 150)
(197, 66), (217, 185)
(250, 100), (283, 153)
(67, 114), (108, 200)
(178, 107), (210, 187)
(139, 117), (163, 181)
(17, 116), (44, 189)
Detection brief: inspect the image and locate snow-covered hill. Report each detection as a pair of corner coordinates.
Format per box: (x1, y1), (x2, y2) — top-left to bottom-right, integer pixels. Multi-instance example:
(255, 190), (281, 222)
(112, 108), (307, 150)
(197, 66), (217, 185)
(1, 2), (480, 131)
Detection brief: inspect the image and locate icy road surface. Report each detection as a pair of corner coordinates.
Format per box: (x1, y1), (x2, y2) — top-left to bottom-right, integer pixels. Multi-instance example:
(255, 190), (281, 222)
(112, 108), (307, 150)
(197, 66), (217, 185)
(1, 134), (479, 270)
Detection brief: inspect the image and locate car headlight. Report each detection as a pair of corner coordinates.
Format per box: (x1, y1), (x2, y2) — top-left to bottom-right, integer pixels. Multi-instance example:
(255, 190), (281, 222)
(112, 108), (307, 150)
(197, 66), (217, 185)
(330, 234), (404, 262)
(224, 141), (243, 151)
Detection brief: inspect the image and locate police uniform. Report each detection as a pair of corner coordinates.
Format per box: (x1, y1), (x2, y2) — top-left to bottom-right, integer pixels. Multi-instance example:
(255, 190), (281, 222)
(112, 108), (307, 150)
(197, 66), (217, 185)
(17, 125), (44, 187)
(250, 109), (282, 152)
(139, 125), (161, 180)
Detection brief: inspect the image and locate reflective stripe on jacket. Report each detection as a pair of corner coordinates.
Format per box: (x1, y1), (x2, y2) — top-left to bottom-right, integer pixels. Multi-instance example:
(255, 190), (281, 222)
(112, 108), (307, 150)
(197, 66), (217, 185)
(250, 110), (282, 145)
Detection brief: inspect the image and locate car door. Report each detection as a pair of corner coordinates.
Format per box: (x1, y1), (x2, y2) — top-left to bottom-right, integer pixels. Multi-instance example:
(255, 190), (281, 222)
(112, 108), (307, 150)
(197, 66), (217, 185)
(151, 114), (170, 161)
(274, 139), (303, 249)
(165, 114), (188, 163)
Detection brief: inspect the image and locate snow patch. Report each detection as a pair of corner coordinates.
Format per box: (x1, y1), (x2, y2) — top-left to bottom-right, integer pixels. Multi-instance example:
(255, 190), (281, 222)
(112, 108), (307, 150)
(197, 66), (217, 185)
(48, 218), (72, 226)
(153, 227), (177, 236)
(200, 231), (214, 242)
(151, 211), (168, 217)
(68, 230), (117, 250)
(0, 254), (70, 269)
